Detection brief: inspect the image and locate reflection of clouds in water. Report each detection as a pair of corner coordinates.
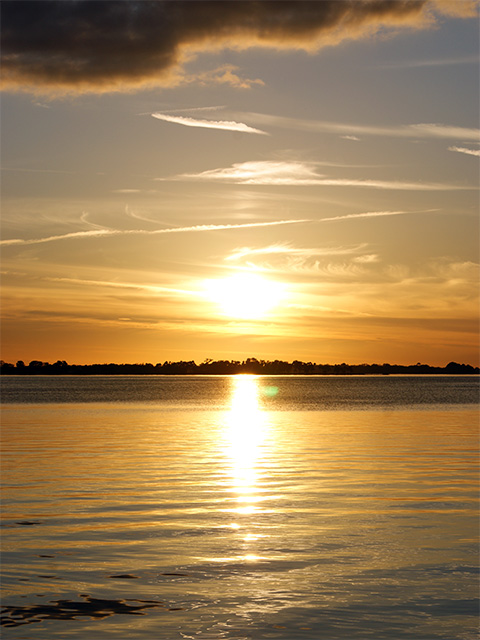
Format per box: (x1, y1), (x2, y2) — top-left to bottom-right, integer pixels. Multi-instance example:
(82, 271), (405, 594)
(224, 375), (267, 515)
(1, 596), (169, 627)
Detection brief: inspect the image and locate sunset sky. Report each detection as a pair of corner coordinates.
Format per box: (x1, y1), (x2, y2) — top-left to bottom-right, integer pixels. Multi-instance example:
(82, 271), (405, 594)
(1, 0), (479, 366)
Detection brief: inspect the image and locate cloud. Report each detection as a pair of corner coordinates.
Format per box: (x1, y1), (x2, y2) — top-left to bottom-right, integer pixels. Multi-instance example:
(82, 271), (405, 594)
(151, 113), (268, 135)
(238, 112), (480, 141)
(165, 160), (474, 190)
(449, 146), (480, 157)
(1, 218), (307, 247)
(353, 254), (380, 263)
(159, 105), (227, 114)
(431, 0), (479, 17)
(407, 123), (480, 140)
(176, 161), (320, 185)
(79, 211), (106, 230)
(184, 64), (264, 89)
(1, 0), (477, 95)
(48, 276), (200, 299)
(383, 54), (479, 68)
(341, 135), (361, 141)
(1, 167), (75, 174)
(223, 242), (379, 281)
(225, 243), (366, 261)
(321, 210), (409, 221)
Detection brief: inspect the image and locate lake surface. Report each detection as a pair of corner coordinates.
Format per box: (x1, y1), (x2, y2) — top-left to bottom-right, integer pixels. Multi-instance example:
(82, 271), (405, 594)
(1, 375), (479, 639)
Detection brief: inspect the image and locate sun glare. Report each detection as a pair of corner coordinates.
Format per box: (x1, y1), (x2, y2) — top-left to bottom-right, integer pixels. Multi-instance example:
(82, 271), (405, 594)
(224, 375), (267, 515)
(204, 272), (286, 319)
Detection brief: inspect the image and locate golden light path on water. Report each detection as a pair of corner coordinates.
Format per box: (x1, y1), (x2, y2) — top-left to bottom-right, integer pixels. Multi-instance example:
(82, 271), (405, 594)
(221, 375), (276, 562)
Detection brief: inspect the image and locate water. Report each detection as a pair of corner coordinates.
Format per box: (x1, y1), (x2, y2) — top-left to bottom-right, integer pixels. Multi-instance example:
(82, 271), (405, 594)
(1, 375), (479, 639)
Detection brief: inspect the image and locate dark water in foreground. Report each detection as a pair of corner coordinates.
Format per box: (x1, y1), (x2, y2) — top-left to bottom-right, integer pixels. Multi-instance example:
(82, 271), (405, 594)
(1, 376), (479, 639)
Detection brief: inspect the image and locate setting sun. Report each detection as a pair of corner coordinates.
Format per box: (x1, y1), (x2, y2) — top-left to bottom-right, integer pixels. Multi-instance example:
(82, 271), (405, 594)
(204, 272), (286, 320)
(1, 2), (479, 638)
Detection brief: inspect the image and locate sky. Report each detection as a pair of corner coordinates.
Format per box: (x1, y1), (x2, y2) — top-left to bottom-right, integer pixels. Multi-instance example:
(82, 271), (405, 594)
(1, 0), (479, 367)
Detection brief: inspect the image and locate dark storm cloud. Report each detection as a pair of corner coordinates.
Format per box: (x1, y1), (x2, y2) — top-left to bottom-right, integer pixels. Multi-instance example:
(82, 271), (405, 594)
(0, 1), (476, 95)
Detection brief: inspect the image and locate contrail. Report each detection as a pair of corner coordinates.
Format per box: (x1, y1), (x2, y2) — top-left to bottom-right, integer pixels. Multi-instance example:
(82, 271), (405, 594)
(320, 210), (440, 222)
(1, 219), (308, 247)
(321, 210), (406, 222)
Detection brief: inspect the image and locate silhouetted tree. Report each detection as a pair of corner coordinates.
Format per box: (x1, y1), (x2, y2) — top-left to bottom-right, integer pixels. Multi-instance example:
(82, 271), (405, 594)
(0, 358), (478, 376)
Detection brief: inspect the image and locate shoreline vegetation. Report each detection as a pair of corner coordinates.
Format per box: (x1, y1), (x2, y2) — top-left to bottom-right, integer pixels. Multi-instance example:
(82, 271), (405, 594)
(1, 359), (478, 376)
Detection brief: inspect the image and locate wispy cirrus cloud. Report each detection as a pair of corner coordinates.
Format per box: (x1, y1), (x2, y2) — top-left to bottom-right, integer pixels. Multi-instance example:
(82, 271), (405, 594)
(2, 0), (477, 96)
(183, 64), (264, 89)
(382, 53), (479, 68)
(408, 123), (480, 140)
(321, 210), (414, 221)
(237, 112), (480, 141)
(448, 146), (480, 157)
(353, 254), (380, 263)
(1, 167), (76, 174)
(48, 276), (200, 298)
(163, 160), (474, 191)
(1, 218), (306, 247)
(151, 112), (268, 135)
(157, 105), (227, 114)
(225, 243), (367, 261)
(224, 243), (377, 281)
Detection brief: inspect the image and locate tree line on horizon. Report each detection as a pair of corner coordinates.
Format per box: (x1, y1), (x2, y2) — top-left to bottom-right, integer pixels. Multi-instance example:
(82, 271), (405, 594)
(0, 358), (478, 376)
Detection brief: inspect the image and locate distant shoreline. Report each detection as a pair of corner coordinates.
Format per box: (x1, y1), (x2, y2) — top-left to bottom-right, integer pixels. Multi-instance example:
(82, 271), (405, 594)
(1, 359), (478, 376)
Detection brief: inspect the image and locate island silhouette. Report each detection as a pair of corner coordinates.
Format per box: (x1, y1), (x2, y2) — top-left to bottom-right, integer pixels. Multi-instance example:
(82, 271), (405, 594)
(1, 359), (478, 375)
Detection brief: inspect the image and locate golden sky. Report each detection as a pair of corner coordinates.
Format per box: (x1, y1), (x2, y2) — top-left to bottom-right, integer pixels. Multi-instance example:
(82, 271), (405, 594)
(1, 0), (479, 366)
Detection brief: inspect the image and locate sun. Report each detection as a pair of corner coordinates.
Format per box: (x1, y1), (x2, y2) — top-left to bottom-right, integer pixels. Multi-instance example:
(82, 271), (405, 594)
(204, 272), (286, 319)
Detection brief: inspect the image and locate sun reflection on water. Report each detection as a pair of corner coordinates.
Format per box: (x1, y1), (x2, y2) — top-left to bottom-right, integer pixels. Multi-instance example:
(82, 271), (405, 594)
(225, 375), (267, 514)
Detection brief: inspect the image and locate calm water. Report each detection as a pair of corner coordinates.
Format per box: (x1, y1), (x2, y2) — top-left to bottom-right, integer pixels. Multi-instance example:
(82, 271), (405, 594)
(1, 375), (479, 639)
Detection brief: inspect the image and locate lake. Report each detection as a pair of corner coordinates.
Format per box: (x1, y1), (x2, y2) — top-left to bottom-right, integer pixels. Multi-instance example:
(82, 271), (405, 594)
(1, 375), (479, 639)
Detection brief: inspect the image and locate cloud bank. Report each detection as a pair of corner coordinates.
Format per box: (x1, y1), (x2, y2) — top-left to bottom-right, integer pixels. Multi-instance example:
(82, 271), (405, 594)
(1, 0), (477, 95)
